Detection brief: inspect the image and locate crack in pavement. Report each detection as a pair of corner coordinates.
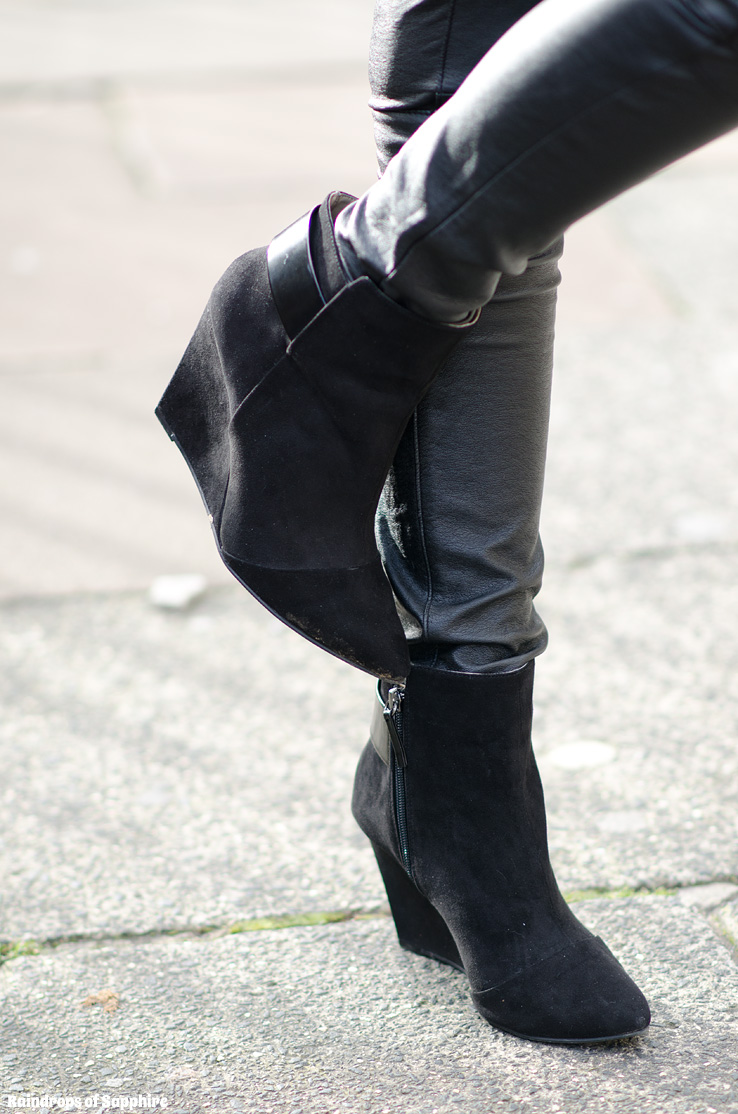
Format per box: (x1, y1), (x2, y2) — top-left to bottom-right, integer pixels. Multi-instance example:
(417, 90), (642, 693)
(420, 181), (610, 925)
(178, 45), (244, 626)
(0, 908), (387, 968)
(2, 879), (737, 970)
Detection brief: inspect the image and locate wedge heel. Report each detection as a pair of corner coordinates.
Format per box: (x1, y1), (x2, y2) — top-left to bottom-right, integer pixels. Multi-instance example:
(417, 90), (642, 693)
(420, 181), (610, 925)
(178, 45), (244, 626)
(372, 842), (463, 970)
(156, 309), (231, 533)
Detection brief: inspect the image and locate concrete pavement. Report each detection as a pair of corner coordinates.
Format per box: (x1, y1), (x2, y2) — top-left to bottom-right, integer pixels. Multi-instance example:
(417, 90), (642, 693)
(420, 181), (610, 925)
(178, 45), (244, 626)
(2, 1), (738, 1111)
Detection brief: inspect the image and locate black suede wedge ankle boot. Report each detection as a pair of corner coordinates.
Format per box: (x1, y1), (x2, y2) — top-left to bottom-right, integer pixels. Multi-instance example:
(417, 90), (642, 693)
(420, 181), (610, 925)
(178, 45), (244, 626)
(352, 663), (651, 1043)
(155, 193), (472, 683)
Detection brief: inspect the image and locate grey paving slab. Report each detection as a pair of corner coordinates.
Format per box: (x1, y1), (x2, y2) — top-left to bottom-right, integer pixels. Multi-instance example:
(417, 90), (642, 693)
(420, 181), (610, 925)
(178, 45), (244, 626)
(2, 556), (738, 942)
(535, 546), (738, 890)
(555, 210), (676, 329)
(555, 130), (738, 329)
(1, 896), (737, 1113)
(0, 0), (373, 88)
(122, 79), (378, 201)
(0, 587), (381, 939)
(544, 129), (738, 565)
(542, 315), (738, 564)
(602, 130), (738, 328)
(0, 364), (230, 598)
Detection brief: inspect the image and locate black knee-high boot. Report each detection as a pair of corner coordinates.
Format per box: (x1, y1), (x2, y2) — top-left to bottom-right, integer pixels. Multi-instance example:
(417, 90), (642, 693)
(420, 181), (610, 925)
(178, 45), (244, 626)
(352, 663), (650, 1044)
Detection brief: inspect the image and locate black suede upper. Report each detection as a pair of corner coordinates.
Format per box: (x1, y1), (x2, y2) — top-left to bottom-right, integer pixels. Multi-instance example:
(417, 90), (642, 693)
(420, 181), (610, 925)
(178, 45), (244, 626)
(156, 195), (469, 682)
(353, 663), (651, 1041)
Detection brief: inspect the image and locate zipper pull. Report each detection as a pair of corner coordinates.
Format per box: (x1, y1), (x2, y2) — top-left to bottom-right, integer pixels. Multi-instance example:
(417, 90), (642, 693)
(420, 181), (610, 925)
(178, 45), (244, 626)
(383, 685), (407, 768)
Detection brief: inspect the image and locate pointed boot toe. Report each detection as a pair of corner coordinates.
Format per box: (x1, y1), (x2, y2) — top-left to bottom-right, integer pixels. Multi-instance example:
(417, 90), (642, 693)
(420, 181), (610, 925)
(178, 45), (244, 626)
(472, 935), (651, 1044)
(156, 193), (470, 680)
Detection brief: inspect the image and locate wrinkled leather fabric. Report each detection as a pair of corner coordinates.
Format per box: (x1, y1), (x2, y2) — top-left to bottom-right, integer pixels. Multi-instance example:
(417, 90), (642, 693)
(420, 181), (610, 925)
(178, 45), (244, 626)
(377, 241), (561, 673)
(369, 0), (546, 171)
(339, 0), (738, 319)
(344, 0), (738, 671)
(369, 0), (556, 672)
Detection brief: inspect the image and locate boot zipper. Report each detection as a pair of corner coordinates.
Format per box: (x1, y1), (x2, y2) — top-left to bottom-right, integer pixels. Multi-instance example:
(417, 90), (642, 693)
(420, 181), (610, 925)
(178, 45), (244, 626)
(386, 685), (412, 876)
(383, 685), (407, 766)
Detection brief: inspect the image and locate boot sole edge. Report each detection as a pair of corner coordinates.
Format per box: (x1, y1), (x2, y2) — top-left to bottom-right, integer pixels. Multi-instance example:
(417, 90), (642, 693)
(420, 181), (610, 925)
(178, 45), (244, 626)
(155, 405), (407, 684)
(478, 1013), (651, 1045)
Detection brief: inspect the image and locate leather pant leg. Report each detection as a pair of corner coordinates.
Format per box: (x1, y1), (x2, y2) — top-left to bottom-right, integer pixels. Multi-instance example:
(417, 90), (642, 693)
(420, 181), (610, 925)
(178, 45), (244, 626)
(369, 0), (557, 672)
(338, 0), (738, 322)
(368, 0), (548, 168)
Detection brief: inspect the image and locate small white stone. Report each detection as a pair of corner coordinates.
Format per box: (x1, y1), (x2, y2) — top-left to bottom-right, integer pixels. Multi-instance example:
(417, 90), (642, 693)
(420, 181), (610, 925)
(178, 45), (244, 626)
(9, 244), (40, 275)
(711, 350), (738, 394)
(545, 740), (617, 769)
(672, 510), (728, 543)
(149, 574), (207, 610)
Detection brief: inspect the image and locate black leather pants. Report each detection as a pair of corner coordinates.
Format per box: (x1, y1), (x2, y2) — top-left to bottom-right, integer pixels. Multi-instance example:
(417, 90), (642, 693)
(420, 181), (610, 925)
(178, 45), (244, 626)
(367, 0), (559, 673)
(338, 0), (738, 672)
(340, 0), (738, 319)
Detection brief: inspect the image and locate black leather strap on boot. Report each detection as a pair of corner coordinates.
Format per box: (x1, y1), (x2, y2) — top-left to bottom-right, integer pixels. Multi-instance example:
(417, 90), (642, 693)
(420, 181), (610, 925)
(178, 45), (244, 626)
(266, 209), (324, 340)
(267, 191), (357, 338)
